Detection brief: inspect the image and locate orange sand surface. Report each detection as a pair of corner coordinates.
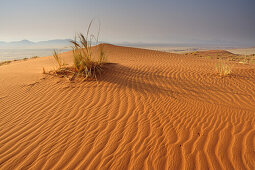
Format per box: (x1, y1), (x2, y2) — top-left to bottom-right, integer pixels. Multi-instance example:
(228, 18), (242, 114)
(0, 45), (255, 169)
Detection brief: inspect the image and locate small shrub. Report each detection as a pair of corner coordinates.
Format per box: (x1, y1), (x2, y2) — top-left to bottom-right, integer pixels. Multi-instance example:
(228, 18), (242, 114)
(216, 60), (232, 76)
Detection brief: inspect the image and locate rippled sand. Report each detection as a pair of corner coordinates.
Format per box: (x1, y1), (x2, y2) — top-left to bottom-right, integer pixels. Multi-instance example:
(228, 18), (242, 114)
(0, 44), (255, 169)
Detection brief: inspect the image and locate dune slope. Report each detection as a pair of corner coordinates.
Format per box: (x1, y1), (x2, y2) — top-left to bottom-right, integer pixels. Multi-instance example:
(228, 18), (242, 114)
(0, 45), (255, 169)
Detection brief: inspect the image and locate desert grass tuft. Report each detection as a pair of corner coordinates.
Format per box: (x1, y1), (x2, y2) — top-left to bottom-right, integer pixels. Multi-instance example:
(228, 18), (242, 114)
(216, 60), (232, 76)
(52, 19), (106, 81)
(53, 50), (64, 68)
(42, 67), (46, 74)
(69, 20), (106, 80)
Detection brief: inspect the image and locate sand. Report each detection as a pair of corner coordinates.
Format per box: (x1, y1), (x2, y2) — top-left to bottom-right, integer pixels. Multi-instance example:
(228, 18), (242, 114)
(0, 44), (255, 169)
(227, 47), (255, 55)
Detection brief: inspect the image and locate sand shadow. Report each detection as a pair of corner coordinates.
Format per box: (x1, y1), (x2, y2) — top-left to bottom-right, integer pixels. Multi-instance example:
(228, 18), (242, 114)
(98, 63), (178, 98)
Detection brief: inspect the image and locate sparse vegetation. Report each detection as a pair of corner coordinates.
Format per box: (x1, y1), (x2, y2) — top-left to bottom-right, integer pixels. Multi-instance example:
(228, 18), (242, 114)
(216, 60), (232, 76)
(52, 20), (106, 81)
(239, 55), (249, 64)
(207, 56), (212, 59)
(70, 36), (105, 79)
(42, 67), (46, 74)
(250, 56), (255, 64)
(237, 55), (255, 64)
(1, 56), (40, 67)
(53, 50), (64, 68)
(0, 57), (37, 67)
(0, 61), (11, 66)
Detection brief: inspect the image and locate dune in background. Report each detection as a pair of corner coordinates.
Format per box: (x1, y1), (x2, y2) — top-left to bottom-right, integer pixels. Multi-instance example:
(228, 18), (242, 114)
(0, 44), (255, 169)
(227, 47), (255, 55)
(140, 46), (255, 56)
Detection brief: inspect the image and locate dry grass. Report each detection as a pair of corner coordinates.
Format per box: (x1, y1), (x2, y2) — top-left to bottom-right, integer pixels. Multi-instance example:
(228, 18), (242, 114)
(238, 55), (255, 64)
(53, 50), (64, 68)
(0, 61), (12, 66)
(42, 67), (46, 74)
(216, 60), (232, 76)
(1, 56), (38, 67)
(52, 20), (106, 81)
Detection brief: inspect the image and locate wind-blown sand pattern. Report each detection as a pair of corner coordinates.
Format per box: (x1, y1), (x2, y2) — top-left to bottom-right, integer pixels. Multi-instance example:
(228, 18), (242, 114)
(0, 45), (255, 169)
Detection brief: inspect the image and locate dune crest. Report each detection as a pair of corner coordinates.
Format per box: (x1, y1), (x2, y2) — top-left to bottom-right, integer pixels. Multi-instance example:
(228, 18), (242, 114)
(0, 45), (255, 169)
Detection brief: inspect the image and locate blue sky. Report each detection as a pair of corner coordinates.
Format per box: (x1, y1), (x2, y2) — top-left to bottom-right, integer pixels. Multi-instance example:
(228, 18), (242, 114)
(0, 0), (254, 45)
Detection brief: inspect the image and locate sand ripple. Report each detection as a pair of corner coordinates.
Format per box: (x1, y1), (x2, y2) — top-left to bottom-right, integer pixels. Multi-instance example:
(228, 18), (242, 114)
(0, 45), (255, 169)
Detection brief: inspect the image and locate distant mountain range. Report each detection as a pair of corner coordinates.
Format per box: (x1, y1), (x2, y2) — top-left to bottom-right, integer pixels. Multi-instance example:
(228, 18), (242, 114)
(0, 39), (72, 49)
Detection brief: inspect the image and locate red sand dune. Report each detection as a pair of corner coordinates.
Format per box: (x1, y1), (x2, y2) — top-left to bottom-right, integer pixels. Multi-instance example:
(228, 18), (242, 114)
(0, 44), (255, 169)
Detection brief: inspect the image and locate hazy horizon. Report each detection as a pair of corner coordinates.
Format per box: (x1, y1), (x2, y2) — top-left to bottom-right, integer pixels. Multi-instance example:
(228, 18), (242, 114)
(1, 0), (255, 46)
